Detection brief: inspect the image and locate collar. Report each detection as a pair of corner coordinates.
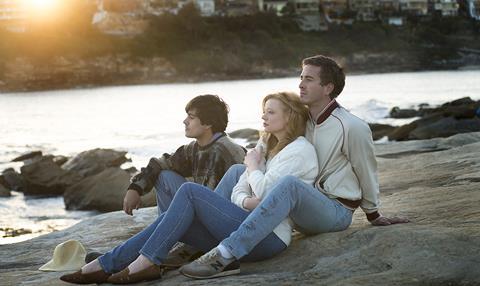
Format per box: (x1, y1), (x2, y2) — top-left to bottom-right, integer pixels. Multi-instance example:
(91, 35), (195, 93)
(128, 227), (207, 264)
(197, 132), (225, 150)
(310, 100), (339, 125)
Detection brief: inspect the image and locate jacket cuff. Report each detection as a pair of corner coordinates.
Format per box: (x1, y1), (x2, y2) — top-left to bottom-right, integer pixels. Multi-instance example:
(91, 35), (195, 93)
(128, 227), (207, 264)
(128, 183), (144, 196)
(366, 211), (380, 221)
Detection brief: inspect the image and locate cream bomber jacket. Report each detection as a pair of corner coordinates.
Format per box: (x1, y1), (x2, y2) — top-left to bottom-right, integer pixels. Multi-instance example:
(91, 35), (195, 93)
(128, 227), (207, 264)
(306, 101), (380, 218)
(231, 136), (318, 246)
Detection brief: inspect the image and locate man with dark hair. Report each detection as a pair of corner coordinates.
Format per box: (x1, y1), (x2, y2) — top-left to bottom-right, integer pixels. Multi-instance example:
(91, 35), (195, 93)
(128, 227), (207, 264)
(84, 94), (246, 266)
(123, 94), (246, 216)
(180, 55), (408, 279)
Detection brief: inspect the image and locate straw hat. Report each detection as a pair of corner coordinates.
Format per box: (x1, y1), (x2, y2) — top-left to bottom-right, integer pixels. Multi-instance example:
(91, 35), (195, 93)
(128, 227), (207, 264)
(39, 240), (87, 272)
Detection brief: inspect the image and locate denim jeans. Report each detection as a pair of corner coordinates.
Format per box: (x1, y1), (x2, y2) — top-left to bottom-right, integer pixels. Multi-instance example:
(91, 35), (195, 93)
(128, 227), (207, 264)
(98, 182), (286, 273)
(221, 175), (353, 259)
(154, 170), (186, 214)
(154, 165), (246, 214)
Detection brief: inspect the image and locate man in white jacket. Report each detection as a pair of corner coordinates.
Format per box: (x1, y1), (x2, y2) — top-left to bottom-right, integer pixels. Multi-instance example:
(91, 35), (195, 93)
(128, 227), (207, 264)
(183, 55), (409, 278)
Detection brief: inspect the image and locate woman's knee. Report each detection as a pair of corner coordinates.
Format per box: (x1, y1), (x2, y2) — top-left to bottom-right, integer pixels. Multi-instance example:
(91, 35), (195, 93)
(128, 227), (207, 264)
(228, 164), (246, 175)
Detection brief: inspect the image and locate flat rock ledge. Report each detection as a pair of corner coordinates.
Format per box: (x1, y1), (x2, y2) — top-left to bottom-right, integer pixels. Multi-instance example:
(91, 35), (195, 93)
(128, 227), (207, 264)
(1, 132), (480, 286)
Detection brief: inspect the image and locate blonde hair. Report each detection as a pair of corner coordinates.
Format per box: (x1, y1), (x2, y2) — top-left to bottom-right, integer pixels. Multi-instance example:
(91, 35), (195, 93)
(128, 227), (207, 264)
(261, 92), (309, 159)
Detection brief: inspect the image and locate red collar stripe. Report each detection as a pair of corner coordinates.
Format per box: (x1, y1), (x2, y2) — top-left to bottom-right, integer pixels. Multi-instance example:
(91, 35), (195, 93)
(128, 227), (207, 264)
(316, 100), (339, 125)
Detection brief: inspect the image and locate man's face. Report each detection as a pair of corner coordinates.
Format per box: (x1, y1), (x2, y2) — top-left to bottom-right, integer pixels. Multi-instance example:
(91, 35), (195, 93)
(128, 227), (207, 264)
(183, 109), (211, 139)
(299, 64), (332, 106)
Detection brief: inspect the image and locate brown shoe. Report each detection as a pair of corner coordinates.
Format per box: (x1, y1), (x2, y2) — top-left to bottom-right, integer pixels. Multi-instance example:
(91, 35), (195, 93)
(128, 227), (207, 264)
(60, 269), (110, 284)
(107, 265), (164, 284)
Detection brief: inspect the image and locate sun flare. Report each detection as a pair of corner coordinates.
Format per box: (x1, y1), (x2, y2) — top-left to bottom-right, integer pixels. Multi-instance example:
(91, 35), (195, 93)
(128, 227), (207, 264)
(22, 0), (60, 17)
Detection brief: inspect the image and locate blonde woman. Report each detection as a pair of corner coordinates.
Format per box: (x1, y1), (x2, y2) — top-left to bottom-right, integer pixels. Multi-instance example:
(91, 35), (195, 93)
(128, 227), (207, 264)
(60, 92), (318, 284)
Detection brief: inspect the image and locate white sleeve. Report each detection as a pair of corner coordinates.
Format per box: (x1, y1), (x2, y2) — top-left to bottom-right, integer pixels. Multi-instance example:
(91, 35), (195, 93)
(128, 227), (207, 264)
(345, 121), (380, 214)
(230, 170), (252, 210)
(248, 141), (318, 199)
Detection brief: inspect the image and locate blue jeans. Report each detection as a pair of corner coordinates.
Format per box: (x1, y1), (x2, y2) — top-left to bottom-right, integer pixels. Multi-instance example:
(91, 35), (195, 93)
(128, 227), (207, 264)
(98, 182), (286, 273)
(154, 165), (245, 214)
(221, 175), (353, 259)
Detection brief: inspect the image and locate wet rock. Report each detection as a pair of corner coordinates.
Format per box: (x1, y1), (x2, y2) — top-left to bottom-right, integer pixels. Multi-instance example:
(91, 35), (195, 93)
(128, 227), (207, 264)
(388, 97), (480, 141)
(0, 183), (10, 197)
(368, 123), (396, 140)
(0, 227), (32, 237)
(1, 132), (479, 286)
(389, 106), (419, 118)
(63, 167), (131, 212)
(123, 166), (138, 175)
(53, 155), (69, 166)
(389, 114), (480, 141)
(11, 151), (43, 162)
(229, 128), (260, 141)
(442, 96), (475, 106)
(409, 117), (480, 140)
(20, 156), (82, 196)
(1, 168), (26, 192)
(62, 148), (129, 178)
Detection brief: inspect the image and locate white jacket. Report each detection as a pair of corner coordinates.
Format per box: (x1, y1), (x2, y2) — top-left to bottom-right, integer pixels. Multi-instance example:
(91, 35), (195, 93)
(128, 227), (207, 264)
(231, 136), (318, 246)
(306, 100), (380, 218)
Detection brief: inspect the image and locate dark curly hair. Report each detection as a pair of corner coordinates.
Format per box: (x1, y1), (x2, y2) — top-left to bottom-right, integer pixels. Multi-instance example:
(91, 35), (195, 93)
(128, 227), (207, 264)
(185, 94), (229, 133)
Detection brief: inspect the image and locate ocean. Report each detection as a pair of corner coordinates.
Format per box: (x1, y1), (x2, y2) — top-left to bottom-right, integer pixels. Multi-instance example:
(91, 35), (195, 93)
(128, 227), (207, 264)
(1, 70), (479, 244)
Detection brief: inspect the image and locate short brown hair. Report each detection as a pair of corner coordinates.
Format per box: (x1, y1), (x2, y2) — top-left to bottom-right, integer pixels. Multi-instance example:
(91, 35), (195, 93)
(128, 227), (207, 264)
(185, 95), (229, 133)
(302, 55), (345, 99)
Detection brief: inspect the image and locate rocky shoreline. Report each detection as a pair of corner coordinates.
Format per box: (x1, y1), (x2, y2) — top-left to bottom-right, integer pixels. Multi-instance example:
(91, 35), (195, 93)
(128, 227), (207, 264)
(1, 97), (479, 207)
(1, 52), (479, 93)
(0, 131), (479, 285)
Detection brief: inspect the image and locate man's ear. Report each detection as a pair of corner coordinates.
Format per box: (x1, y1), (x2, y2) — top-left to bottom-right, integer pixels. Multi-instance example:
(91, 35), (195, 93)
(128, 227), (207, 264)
(326, 83), (335, 97)
(203, 124), (213, 131)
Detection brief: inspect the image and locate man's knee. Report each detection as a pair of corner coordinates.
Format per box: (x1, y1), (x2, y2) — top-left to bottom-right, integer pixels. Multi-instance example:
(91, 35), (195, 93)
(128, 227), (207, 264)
(156, 170), (177, 183)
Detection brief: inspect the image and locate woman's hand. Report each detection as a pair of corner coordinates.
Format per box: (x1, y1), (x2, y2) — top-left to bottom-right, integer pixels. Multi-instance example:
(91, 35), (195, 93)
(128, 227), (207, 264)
(244, 149), (262, 173)
(242, 196), (261, 211)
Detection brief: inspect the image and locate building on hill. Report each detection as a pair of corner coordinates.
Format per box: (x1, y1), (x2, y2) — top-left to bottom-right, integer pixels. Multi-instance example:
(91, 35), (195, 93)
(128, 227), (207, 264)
(218, 0), (258, 16)
(399, 0), (428, 15)
(430, 0), (459, 16)
(349, 0), (377, 21)
(320, 0), (352, 24)
(260, 0), (288, 16)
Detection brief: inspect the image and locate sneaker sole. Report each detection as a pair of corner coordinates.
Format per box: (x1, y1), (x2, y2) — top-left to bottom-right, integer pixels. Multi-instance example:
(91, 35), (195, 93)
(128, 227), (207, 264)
(180, 268), (240, 280)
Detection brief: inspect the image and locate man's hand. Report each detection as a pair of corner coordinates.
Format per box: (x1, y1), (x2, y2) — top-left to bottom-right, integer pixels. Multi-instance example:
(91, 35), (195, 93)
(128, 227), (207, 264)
(371, 216), (410, 226)
(123, 189), (141, 216)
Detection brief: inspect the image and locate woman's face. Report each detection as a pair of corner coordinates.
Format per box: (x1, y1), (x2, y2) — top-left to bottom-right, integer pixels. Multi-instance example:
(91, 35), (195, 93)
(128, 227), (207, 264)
(262, 98), (288, 138)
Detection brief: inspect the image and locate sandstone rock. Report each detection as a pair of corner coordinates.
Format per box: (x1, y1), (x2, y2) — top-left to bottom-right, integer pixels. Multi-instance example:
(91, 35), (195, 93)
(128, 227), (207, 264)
(63, 167), (131, 212)
(20, 156), (82, 196)
(62, 148), (129, 178)
(1, 132), (479, 285)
